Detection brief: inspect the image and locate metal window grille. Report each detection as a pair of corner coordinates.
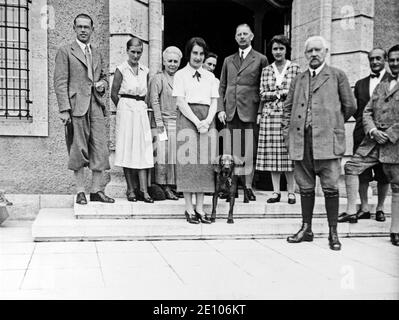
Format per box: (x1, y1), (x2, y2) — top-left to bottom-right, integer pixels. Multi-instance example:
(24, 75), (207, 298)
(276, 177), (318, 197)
(0, 0), (31, 120)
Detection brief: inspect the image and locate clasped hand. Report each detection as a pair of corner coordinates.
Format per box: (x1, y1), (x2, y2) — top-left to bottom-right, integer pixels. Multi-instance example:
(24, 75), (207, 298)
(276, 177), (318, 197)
(196, 120), (210, 134)
(372, 130), (389, 144)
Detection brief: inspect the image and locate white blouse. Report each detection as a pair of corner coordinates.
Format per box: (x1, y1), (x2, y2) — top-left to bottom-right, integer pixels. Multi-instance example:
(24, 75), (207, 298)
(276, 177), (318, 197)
(117, 61), (148, 96)
(272, 60), (291, 87)
(172, 63), (219, 105)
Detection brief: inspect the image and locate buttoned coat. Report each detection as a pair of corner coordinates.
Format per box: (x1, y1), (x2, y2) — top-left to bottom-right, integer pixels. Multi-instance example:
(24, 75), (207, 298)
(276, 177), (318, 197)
(353, 71), (391, 149)
(54, 41), (107, 117)
(218, 49), (268, 122)
(282, 64), (356, 160)
(356, 78), (399, 164)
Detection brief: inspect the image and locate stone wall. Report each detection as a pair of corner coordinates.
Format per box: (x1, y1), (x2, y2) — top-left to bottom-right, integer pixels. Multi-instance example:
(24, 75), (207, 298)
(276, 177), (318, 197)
(373, 0), (399, 50)
(0, 0), (110, 194)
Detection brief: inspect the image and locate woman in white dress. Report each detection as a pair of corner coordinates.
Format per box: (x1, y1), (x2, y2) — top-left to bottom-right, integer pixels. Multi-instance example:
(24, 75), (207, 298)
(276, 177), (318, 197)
(111, 37), (154, 203)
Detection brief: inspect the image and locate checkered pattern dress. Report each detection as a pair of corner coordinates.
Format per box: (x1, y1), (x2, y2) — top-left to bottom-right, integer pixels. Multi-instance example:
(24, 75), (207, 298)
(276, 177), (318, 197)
(256, 62), (300, 172)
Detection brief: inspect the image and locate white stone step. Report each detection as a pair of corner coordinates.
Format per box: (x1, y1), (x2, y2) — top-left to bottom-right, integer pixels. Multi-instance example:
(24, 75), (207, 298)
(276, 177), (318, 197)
(74, 191), (392, 219)
(32, 208), (391, 242)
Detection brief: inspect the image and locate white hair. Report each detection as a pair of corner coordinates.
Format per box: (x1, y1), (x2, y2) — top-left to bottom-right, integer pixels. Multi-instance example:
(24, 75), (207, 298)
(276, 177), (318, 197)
(304, 36), (329, 51)
(162, 46), (183, 60)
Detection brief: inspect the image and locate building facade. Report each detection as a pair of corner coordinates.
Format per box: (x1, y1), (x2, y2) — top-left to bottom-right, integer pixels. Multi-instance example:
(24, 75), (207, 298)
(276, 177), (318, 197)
(0, 0), (398, 195)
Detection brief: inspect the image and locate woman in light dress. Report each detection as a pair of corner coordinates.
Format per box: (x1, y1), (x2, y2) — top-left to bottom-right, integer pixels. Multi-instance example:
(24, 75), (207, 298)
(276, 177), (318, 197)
(111, 37), (154, 203)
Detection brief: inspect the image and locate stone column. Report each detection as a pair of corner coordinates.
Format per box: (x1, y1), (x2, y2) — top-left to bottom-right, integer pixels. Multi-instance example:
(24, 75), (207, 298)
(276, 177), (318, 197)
(148, 0), (163, 77)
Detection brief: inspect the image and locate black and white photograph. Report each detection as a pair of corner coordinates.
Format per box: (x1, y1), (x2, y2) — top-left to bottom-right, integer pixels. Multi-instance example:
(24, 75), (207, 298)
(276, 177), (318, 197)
(0, 0), (398, 303)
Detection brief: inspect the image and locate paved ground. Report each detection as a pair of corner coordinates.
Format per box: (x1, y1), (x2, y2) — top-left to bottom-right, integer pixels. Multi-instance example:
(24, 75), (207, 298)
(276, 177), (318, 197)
(0, 221), (398, 300)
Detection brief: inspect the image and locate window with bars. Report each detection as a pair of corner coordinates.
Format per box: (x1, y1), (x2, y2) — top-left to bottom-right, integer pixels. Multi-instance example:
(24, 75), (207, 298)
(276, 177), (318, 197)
(0, 0), (31, 120)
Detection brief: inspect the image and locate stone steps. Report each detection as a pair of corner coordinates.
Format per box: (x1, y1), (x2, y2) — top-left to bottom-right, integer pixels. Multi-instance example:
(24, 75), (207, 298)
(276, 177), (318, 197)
(32, 208), (391, 242)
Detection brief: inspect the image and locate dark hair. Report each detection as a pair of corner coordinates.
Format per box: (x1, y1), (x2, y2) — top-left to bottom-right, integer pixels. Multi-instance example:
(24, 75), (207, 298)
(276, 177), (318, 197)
(74, 13), (94, 27)
(388, 44), (399, 57)
(369, 47), (387, 59)
(184, 37), (208, 61)
(205, 52), (218, 61)
(268, 34), (291, 59)
(126, 37), (143, 50)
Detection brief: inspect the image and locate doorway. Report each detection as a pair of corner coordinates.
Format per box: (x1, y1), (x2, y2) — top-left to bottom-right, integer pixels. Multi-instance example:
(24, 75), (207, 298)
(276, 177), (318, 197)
(162, 0), (291, 190)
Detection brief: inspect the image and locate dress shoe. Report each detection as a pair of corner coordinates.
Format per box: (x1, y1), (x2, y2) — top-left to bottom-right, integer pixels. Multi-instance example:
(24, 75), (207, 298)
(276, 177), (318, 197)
(267, 192), (281, 203)
(184, 211), (200, 224)
(90, 191), (115, 203)
(356, 209), (370, 219)
(126, 190), (137, 202)
(288, 193), (296, 205)
(172, 189), (184, 198)
(328, 226), (341, 251)
(390, 233), (399, 246)
(375, 210), (386, 222)
(338, 212), (358, 223)
(194, 210), (212, 224)
(76, 192), (87, 205)
(165, 188), (179, 200)
(287, 223), (314, 243)
(137, 190), (154, 203)
(246, 188), (256, 201)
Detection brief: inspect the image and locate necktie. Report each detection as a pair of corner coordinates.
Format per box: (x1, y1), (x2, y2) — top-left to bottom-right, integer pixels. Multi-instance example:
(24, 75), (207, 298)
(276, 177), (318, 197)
(240, 51), (244, 66)
(193, 70), (201, 82)
(85, 45), (93, 82)
(311, 70), (316, 78)
(370, 72), (380, 78)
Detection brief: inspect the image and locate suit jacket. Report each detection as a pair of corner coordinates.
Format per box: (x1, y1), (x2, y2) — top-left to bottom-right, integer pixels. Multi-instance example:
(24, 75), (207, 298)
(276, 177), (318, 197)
(356, 78), (399, 164)
(282, 64), (357, 160)
(218, 49), (268, 122)
(54, 41), (108, 117)
(353, 71), (391, 149)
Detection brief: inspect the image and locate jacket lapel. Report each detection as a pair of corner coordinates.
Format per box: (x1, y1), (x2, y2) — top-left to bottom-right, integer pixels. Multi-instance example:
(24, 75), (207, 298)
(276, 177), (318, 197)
(312, 65), (330, 92)
(362, 76), (371, 101)
(232, 52), (241, 71)
(71, 41), (87, 68)
(301, 71), (310, 101)
(91, 44), (100, 72)
(238, 49), (255, 74)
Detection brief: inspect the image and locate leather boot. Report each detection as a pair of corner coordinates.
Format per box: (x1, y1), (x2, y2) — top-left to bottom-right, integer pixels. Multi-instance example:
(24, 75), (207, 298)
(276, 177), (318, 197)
(328, 226), (341, 251)
(287, 223), (314, 243)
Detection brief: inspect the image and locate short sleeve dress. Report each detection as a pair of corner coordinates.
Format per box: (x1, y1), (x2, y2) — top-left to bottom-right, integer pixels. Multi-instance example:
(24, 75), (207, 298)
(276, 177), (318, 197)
(114, 61), (154, 169)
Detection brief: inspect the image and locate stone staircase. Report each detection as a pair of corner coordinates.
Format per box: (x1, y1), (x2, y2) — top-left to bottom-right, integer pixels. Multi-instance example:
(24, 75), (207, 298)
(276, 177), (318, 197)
(31, 191), (392, 242)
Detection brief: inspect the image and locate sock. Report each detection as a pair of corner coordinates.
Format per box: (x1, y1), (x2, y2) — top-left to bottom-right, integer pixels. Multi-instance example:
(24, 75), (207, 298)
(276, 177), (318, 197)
(91, 171), (103, 193)
(300, 190), (315, 224)
(345, 175), (359, 215)
(391, 192), (399, 234)
(325, 190), (339, 227)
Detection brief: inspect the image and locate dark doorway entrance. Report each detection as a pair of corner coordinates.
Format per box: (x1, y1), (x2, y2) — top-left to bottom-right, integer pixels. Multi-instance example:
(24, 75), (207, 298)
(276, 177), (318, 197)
(163, 0), (291, 191)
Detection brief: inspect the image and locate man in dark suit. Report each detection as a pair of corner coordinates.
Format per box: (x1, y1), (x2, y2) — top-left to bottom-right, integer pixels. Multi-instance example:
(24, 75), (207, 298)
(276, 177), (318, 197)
(54, 13), (114, 205)
(282, 36), (357, 250)
(344, 44), (399, 246)
(339, 48), (390, 223)
(218, 24), (268, 201)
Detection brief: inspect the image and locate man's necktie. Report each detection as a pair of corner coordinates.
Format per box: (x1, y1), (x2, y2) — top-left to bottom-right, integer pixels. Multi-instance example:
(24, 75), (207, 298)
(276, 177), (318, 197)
(85, 45), (93, 82)
(370, 72), (380, 78)
(239, 51), (244, 66)
(311, 70), (316, 78)
(193, 70), (201, 82)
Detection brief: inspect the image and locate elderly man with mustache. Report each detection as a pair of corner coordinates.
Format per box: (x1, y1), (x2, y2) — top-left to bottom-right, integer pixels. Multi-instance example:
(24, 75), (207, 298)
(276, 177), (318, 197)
(282, 36), (356, 251)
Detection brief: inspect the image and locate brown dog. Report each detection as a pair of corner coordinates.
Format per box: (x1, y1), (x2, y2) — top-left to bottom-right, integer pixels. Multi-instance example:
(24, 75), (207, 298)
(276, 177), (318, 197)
(211, 155), (245, 224)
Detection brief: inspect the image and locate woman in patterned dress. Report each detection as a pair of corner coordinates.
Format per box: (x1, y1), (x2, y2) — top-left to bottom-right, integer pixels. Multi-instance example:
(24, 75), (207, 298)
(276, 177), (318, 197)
(256, 35), (300, 204)
(111, 37), (154, 203)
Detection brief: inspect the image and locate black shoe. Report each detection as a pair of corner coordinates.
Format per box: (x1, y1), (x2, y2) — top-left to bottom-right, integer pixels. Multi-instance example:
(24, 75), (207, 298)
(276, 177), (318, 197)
(267, 192), (281, 203)
(90, 191), (115, 203)
(288, 193), (296, 205)
(165, 188), (179, 201)
(137, 190), (154, 203)
(185, 211), (200, 224)
(356, 209), (370, 219)
(194, 210), (212, 224)
(172, 189), (184, 198)
(126, 190), (137, 202)
(246, 188), (256, 201)
(390, 233), (399, 246)
(338, 212), (358, 223)
(376, 210), (386, 222)
(287, 223), (314, 243)
(328, 226), (341, 251)
(76, 192), (87, 205)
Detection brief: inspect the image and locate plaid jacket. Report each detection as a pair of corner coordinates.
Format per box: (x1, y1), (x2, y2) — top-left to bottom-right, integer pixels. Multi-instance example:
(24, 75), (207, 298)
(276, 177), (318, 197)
(259, 62), (300, 114)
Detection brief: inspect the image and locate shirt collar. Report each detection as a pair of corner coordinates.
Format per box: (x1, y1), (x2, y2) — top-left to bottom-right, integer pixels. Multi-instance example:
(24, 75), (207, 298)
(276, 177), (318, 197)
(76, 38), (91, 54)
(371, 69), (386, 79)
(239, 46), (252, 57)
(186, 63), (204, 75)
(309, 62), (326, 76)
